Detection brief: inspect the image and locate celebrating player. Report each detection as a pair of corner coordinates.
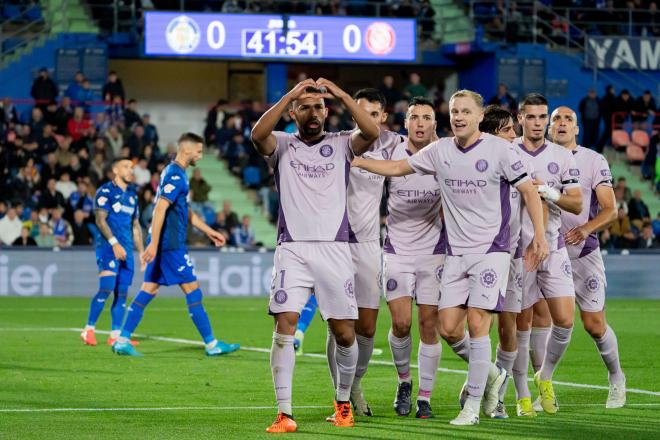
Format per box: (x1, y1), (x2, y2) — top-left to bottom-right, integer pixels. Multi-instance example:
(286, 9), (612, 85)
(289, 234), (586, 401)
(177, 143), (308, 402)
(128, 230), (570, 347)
(111, 132), (240, 357)
(251, 78), (379, 433)
(80, 158), (144, 347)
(550, 106), (626, 408)
(512, 94), (583, 416)
(378, 96), (443, 419)
(352, 89), (548, 426)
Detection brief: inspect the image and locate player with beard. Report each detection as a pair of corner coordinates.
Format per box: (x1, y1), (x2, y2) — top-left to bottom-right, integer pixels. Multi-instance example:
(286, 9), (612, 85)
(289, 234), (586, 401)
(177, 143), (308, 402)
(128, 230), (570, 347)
(550, 106), (626, 408)
(251, 78), (379, 433)
(512, 94), (583, 417)
(353, 90), (548, 426)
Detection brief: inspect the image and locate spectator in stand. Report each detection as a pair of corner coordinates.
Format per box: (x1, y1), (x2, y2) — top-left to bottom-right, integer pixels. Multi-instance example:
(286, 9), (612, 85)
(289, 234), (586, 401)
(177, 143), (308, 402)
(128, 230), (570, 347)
(65, 71), (86, 106)
(129, 158), (148, 188)
(223, 132), (248, 173)
(49, 206), (73, 247)
(211, 211), (231, 241)
(123, 99), (142, 131)
(488, 83), (518, 113)
(204, 99), (228, 147)
(647, 2), (660, 36)
(138, 186), (155, 229)
(127, 124), (148, 157)
(104, 124), (124, 158)
(89, 152), (106, 184)
(67, 181), (94, 220)
(43, 100), (59, 128)
(325, 114), (342, 133)
(598, 85), (617, 151)
(403, 72), (428, 99)
(418, 0), (436, 40)
(632, 90), (656, 128)
(94, 112), (110, 134)
(35, 222), (55, 248)
(40, 178), (65, 209)
(31, 68), (59, 111)
(67, 107), (91, 142)
(53, 96), (73, 135)
(142, 144), (159, 171)
(221, 0), (243, 12)
(13, 226), (37, 247)
(652, 211), (660, 236)
(628, 189), (651, 225)
(38, 124), (58, 156)
(613, 89), (635, 125)
(436, 101), (452, 137)
(14, 162), (40, 206)
(221, 200), (240, 231)
(614, 186), (628, 215)
(102, 71), (125, 103)
(395, 0), (417, 17)
(190, 168), (212, 208)
(609, 206), (637, 248)
(0, 207), (23, 245)
(378, 75), (401, 111)
(27, 210), (40, 237)
(233, 215), (256, 248)
(637, 222), (658, 249)
(80, 80), (94, 112)
(71, 209), (92, 245)
(615, 176), (632, 203)
(0, 97), (19, 128)
(29, 108), (46, 139)
(142, 113), (159, 148)
(579, 88), (602, 150)
(55, 171), (77, 200)
(0, 201), (6, 219)
(106, 95), (125, 128)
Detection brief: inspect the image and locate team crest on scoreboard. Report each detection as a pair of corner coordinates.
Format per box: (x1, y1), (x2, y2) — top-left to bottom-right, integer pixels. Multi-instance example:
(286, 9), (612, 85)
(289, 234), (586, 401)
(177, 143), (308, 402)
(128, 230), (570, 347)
(166, 15), (201, 54)
(365, 22), (396, 55)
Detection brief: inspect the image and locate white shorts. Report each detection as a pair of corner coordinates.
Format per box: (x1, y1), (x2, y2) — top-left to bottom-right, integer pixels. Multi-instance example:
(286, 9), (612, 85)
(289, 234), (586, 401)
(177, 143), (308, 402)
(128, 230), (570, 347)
(350, 240), (382, 310)
(522, 246), (575, 310)
(439, 252), (510, 312)
(571, 249), (607, 313)
(383, 253), (445, 306)
(503, 256), (523, 313)
(268, 242), (358, 320)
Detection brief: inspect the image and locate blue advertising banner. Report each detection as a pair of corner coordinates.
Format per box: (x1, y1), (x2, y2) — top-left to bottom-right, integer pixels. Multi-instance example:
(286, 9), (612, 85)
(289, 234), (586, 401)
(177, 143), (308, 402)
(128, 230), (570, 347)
(586, 37), (660, 70)
(144, 12), (416, 62)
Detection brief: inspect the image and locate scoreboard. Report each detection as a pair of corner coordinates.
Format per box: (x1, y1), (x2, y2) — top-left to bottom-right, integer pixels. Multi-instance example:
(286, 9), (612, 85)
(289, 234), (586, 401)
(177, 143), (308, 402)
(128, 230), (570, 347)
(144, 12), (416, 62)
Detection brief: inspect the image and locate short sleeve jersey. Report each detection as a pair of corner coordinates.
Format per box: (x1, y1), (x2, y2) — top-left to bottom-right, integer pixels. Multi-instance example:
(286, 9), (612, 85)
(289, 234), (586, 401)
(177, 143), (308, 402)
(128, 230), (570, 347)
(152, 162), (189, 251)
(348, 130), (403, 243)
(383, 142), (444, 256)
(515, 137), (581, 251)
(94, 181), (138, 250)
(267, 131), (354, 243)
(560, 146), (613, 259)
(407, 133), (530, 255)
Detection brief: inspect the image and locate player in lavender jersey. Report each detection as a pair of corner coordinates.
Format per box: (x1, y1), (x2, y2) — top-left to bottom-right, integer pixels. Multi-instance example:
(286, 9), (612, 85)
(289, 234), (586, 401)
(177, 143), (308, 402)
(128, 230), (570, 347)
(377, 97), (444, 419)
(513, 94), (583, 417)
(353, 90), (548, 426)
(251, 78), (379, 433)
(550, 106), (626, 408)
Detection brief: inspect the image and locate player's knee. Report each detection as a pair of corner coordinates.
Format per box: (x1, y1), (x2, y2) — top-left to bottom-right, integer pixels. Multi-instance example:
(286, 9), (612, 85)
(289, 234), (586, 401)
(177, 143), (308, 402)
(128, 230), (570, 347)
(356, 322), (376, 339)
(418, 318), (438, 342)
(582, 315), (606, 339)
(391, 317), (411, 337)
(438, 323), (462, 344)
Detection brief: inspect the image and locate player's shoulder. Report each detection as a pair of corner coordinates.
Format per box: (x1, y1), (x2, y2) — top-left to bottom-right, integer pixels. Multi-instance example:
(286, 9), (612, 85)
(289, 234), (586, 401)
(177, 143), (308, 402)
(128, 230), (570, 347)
(163, 162), (186, 179)
(576, 145), (607, 162)
(96, 181), (114, 196)
(546, 139), (571, 157)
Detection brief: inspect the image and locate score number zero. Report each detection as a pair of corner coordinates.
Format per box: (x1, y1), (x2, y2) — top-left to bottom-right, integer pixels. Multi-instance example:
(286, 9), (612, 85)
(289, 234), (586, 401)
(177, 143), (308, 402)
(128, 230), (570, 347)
(205, 20), (373, 55)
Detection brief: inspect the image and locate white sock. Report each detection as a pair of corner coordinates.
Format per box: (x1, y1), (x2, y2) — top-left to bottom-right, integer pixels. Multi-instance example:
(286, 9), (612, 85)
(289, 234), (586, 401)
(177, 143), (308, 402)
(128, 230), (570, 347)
(335, 340), (358, 402)
(530, 327), (551, 372)
(450, 333), (470, 363)
(388, 329), (412, 383)
(205, 339), (218, 350)
(353, 334), (375, 390)
(84, 325), (94, 331)
(540, 325), (573, 381)
(512, 330), (531, 399)
(271, 332), (295, 415)
(594, 325), (625, 384)
(465, 335), (491, 407)
(495, 345), (518, 402)
(417, 341), (441, 402)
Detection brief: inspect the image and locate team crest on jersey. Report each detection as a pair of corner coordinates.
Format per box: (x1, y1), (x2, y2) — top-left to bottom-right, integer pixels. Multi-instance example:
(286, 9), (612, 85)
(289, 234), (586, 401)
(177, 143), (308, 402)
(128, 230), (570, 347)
(511, 160), (524, 171)
(561, 260), (573, 277)
(569, 168), (580, 177)
(547, 162), (560, 174)
(112, 202), (122, 213)
(109, 260), (116, 268)
(319, 145), (334, 157)
(386, 278), (398, 291)
(164, 183), (176, 194)
(585, 276), (600, 293)
(274, 289), (288, 304)
(436, 265), (444, 282)
(475, 159), (489, 172)
(97, 196), (107, 206)
(479, 269), (498, 288)
(344, 280), (355, 298)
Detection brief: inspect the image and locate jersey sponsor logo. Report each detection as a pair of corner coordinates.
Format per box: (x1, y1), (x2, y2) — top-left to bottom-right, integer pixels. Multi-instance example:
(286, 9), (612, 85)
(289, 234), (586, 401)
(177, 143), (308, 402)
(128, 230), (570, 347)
(344, 279), (355, 298)
(112, 202), (122, 213)
(273, 289), (288, 304)
(475, 159), (489, 172)
(386, 278), (398, 291)
(319, 145), (334, 157)
(171, 175), (181, 180)
(436, 265), (444, 282)
(585, 275), (600, 293)
(479, 268), (498, 288)
(561, 260), (573, 277)
(121, 206), (135, 215)
(164, 183), (176, 194)
(547, 162), (560, 174)
(444, 178), (487, 195)
(289, 160), (335, 177)
(97, 196), (108, 206)
(511, 160), (524, 171)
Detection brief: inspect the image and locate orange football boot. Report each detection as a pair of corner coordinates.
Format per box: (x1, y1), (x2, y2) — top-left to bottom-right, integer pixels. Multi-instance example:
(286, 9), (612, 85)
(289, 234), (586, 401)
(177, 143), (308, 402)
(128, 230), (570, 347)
(333, 401), (354, 428)
(80, 329), (97, 346)
(266, 412), (297, 433)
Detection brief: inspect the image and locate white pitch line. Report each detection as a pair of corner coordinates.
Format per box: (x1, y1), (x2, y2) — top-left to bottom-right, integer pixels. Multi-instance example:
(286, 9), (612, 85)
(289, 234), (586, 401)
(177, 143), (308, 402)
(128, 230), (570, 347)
(2, 403), (660, 414)
(3, 327), (660, 397)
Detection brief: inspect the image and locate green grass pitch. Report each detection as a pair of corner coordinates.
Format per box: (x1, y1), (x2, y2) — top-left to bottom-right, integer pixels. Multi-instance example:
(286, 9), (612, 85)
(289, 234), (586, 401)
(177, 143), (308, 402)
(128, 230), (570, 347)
(1, 297), (659, 439)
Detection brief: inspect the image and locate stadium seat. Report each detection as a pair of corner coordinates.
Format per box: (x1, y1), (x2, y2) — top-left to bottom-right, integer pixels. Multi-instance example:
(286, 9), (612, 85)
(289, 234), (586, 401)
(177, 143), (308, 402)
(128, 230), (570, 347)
(24, 6), (42, 21)
(631, 129), (650, 150)
(1, 5), (22, 20)
(611, 130), (630, 150)
(626, 144), (645, 163)
(243, 166), (261, 189)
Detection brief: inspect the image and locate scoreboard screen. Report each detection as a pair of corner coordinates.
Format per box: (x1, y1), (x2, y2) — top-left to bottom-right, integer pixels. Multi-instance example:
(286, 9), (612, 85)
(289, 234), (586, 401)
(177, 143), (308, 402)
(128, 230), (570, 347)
(144, 12), (416, 62)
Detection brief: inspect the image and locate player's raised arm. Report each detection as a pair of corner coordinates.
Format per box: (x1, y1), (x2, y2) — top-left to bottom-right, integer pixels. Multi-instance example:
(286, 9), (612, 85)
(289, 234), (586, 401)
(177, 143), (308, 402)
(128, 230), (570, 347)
(189, 208), (226, 247)
(251, 79), (318, 156)
(142, 197), (169, 264)
(352, 156), (414, 177)
(517, 179), (549, 271)
(316, 78), (379, 155)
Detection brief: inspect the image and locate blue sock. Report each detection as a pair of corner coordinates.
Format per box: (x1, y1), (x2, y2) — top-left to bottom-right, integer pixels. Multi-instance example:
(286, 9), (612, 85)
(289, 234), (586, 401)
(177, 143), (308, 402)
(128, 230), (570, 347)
(185, 289), (215, 344)
(297, 295), (318, 333)
(120, 290), (155, 339)
(111, 284), (129, 331)
(86, 276), (116, 326)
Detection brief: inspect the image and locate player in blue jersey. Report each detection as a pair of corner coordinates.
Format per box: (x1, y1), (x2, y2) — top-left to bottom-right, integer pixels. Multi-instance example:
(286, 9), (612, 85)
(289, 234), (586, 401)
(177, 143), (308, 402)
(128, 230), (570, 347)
(81, 158), (144, 347)
(112, 132), (240, 357)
